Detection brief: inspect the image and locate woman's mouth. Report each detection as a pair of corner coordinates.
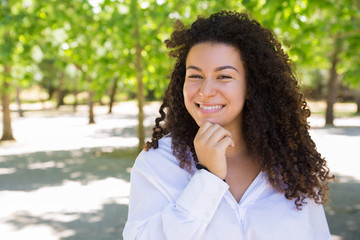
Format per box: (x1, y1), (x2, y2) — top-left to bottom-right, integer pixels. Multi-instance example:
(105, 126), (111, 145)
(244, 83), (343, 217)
(196, 103), (225, 113)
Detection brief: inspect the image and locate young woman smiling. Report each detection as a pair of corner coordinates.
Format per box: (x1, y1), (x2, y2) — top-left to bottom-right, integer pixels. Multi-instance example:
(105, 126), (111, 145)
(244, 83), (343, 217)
(123, 11), (333, 240)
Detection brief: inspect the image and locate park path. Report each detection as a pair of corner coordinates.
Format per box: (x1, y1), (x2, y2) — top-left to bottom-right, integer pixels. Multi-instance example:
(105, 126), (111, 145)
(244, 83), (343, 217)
(0, 102), (359, 239)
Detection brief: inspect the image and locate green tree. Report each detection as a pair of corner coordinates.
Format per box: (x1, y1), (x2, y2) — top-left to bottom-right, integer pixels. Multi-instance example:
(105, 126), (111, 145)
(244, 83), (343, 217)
(0, 0), (46, 140)
(243, 0), (360, 125)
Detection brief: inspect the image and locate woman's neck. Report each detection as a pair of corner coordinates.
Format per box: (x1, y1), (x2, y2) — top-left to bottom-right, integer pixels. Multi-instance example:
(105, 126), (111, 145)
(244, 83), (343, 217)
(224, 121), (247, 158)
(224, 121), (260, 171)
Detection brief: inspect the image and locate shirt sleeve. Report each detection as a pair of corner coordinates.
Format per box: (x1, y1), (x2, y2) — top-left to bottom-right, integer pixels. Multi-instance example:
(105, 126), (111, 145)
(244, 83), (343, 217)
(122, 151), (229, 240)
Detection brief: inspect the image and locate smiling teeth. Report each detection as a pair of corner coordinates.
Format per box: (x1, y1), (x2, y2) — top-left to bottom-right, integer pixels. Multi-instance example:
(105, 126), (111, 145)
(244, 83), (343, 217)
(199, 105), (223, 110)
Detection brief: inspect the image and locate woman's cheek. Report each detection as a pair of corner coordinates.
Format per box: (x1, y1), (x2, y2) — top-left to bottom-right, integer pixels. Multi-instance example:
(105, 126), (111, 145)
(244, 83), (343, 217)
(184, 82), (199, 99)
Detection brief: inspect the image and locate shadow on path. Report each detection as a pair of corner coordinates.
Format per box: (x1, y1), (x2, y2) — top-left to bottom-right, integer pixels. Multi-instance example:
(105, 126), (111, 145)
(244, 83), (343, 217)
(311, 126), (360, 137)
(326, 174), (360, 240)
(90, 126), (153, 139)
(6, 203), (128, 240)
(0, 148), (133, 191)
(0, 147), (135, 239)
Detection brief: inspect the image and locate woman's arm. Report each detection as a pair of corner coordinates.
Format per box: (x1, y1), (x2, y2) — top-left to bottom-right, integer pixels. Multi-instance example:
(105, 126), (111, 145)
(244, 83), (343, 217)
(123, 151), (228, 240)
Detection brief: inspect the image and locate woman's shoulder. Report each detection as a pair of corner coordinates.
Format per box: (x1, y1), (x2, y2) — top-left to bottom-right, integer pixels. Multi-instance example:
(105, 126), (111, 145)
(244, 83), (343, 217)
(132, 136), (193, 179)
(135, 136), (174, 166)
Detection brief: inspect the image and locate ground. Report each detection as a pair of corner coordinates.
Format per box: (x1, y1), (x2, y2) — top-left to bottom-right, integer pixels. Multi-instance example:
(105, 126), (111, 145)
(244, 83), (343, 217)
(0, 101), (359, 240)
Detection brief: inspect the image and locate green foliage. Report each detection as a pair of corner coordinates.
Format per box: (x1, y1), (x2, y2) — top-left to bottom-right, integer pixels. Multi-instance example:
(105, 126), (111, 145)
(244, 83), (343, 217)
(1, 0), (359, 102)
(247, 0), (360, 91)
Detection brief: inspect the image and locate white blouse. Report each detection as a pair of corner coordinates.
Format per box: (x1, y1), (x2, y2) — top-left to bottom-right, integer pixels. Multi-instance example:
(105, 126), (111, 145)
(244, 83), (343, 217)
(123, 136), (332, 240)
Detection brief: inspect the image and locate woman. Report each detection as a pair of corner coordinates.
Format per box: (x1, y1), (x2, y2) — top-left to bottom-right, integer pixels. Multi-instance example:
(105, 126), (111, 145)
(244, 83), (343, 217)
(123, 11), (333, 239)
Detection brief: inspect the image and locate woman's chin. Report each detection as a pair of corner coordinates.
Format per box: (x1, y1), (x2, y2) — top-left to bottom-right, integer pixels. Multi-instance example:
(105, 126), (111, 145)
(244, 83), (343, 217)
(195, 118), (220, 126)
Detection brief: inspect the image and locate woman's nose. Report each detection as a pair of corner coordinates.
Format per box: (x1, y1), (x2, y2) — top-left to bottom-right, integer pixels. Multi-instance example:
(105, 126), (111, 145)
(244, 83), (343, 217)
(199, 78), (216, 98)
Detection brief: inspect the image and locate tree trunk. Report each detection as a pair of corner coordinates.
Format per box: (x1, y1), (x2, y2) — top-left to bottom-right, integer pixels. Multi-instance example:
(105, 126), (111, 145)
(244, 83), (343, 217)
(1, 66), (15, 141)
(73, 90), (78, 113)
(355, 84), (360, 114)
(108, 77), (118, 114)
(16, 86), (24, 117)
(56, 72), (65, 109)
(132, 0), (145, 152)
(73, 77), (78, 112)
(99, 98), (104, 106)
(325, 38), (342, 126)
(87, 77), (95, 124)
(47, 86), (56, 100)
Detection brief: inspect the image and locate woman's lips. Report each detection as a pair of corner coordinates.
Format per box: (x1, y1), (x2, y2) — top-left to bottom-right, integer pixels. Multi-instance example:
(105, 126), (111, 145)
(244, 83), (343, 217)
(196, 103), (225, 113)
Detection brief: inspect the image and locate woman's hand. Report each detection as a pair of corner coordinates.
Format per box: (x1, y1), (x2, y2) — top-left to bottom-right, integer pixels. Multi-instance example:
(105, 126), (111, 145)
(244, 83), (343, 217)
(194, 122), (234, 180)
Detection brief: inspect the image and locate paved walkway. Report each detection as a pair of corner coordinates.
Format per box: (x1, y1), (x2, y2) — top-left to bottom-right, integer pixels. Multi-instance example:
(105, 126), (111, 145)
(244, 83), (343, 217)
(0, 102), (359, 239)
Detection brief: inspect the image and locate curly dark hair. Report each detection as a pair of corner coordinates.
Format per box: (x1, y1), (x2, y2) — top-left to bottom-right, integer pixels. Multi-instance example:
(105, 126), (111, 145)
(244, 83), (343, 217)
(145, 10), (333, 209)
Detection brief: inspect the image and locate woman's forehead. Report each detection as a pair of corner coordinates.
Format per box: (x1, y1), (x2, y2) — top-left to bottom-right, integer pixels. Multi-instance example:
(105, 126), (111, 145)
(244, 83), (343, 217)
(185, 42), (243, 70)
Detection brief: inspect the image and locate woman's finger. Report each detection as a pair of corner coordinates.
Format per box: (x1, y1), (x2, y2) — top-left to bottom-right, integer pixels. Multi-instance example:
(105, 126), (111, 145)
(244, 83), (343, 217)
(196, 122), (213, 136)
(217, 136), (235, 150)
(208, 126), (232, 146)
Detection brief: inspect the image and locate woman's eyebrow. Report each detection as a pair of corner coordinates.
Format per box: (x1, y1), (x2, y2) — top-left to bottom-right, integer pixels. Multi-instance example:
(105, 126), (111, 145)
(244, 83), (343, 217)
(186, 65), (239, 73)
(215, 65), (239, 73)
(186, 65), (202, 71)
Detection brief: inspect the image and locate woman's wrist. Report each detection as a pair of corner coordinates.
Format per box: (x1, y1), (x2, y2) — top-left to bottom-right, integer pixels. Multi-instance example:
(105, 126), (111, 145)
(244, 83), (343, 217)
(196, 163), (226, 182)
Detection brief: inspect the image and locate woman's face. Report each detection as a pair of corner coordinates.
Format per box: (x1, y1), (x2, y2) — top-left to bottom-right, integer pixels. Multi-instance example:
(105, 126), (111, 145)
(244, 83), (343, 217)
(183, 42), (247, 130)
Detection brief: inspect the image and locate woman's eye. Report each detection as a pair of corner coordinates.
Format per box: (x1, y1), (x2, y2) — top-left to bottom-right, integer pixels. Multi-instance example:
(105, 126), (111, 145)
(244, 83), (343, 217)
(188, 75), (202, 79)
(218, 75), (231, 79)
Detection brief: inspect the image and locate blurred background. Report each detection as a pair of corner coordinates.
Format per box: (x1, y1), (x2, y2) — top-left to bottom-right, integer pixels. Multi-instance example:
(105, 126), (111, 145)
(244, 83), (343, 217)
(0, 0), (359, 239)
